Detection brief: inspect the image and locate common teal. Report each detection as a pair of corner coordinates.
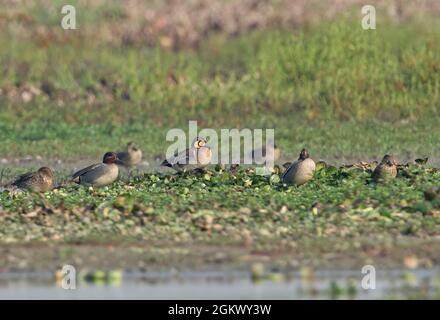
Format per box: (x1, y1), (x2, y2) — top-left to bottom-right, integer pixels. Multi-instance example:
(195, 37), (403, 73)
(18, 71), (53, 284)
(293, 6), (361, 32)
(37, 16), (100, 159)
(117, 141), (142, 168)
(282, 149), (316, 186)
(11, 167), (54, 192)
(372, 154), (398, 183)
(72, 152), (120, 187)
(117, 141), (142, 178)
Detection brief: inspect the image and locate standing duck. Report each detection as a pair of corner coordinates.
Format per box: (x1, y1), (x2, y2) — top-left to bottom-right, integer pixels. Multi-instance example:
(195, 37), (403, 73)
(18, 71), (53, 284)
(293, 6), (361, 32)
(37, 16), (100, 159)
(282, 149), (316, 186)
(372, 154), (398, 183)
(161, 137), (212, 172)
(117, 141), (142, 177)
(10, 167), (54, 192)
(71, 152), (120, 187)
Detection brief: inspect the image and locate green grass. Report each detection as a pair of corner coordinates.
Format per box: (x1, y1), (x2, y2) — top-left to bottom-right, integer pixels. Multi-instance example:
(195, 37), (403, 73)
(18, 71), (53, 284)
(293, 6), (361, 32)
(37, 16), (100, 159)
(0, 3), (439, 259)
(1, 164), (439, 244)
(1, 16), (440, 159)
(0, 119), (439, 162)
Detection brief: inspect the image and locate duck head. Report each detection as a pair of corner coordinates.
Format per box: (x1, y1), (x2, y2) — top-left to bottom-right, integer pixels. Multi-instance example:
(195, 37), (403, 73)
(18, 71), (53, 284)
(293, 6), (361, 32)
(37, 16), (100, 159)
(38, 167), (54, 178)
(192, 137), (207, 149)
(382, 154), (397, 166)
(127, 141), (138, 151)
(103, 152), (119, 164)
(298, 148), (310, 160)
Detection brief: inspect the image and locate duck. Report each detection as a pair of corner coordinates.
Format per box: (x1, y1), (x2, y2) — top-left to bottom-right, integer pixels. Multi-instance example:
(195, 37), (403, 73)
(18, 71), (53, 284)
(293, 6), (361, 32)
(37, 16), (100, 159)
(117, 141), (142, 178)
(117, 142), (142, 168)
(161, 137), (212, 172)
(282, 148), (316, 186)
(71, 152), (120, 187)
(251, 140), (281, 163)
(10, 167), (54, 192)
(371, 154), (398, 183)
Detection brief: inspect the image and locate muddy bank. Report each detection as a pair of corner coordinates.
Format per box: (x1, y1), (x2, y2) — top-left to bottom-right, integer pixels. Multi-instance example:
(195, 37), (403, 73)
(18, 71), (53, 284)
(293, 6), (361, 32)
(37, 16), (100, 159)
(1, 238), (440, 273)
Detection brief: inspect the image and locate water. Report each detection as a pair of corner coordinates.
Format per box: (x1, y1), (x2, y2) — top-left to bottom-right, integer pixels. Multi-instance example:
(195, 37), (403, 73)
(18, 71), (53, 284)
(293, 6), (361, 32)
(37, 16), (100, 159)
(1, 269), (439, 299)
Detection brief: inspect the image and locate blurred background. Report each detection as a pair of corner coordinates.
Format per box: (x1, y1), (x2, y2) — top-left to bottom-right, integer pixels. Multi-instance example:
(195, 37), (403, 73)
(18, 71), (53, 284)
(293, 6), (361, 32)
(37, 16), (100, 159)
(0, 0), (439, 163)
(1, 0), (440, 299)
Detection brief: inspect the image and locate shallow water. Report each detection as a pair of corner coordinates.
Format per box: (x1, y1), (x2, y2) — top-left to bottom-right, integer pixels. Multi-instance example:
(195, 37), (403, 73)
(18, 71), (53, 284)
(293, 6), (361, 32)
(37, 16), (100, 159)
(1, 269), (439, 300)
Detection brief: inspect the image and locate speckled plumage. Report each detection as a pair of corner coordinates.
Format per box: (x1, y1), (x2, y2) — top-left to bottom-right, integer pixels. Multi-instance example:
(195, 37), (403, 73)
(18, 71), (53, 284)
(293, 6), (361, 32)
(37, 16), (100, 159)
(11, 167), (54, 192)
(372, 154), (398, 183)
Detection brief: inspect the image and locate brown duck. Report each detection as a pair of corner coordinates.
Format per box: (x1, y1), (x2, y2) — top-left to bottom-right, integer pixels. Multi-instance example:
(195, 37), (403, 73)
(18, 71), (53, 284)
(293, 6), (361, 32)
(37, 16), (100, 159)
(72, 152), (120, 187)
(117, 142), (142, 169)
(117, 141), (143, 178)
(11, 167), (54, 192)
(372, 154), (398, 183)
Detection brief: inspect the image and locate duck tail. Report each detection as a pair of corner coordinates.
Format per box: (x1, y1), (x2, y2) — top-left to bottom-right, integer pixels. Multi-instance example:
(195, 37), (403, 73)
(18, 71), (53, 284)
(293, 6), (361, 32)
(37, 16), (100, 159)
(161, 159), (172, 168)
(68, 176), (80, 184)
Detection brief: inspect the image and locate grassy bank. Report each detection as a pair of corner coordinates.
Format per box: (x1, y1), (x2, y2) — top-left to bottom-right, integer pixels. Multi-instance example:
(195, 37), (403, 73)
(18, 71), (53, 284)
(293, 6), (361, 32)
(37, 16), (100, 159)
(1, 15), (440, 159)
(1, 164), (439, 244)
(0, 1), (439, 266)
(0, 119), (439, 162)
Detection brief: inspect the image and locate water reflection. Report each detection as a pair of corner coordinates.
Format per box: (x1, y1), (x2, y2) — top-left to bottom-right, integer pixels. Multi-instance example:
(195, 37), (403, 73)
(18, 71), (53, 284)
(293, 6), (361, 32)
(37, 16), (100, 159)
(0, 269), (439, 299)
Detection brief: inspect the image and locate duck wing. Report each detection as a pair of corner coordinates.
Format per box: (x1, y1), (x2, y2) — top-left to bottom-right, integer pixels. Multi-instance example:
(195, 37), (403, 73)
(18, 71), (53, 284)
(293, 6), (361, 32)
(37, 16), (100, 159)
(169, 148), (194, 166)
(12, 172), (37, 187)
(72, 163), (102, 179)
(282, 160), (299, 180)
